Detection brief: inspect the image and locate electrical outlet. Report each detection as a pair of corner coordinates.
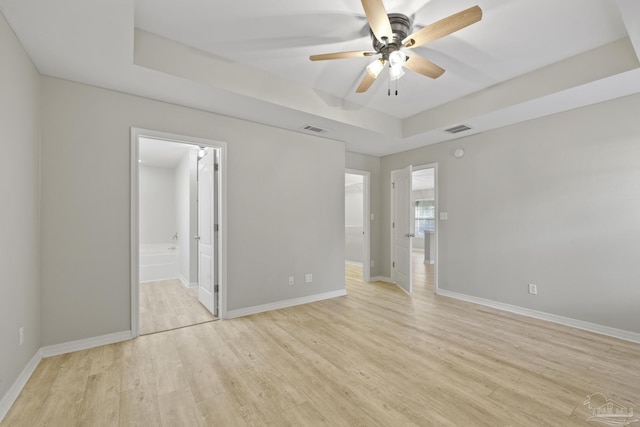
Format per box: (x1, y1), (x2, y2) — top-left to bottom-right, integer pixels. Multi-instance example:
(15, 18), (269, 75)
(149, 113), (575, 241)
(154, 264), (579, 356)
(19, 327), (24, 346)
(305, 274), (312, 283)
(288, 276), (294, 286)
(528, 284), (538, 295)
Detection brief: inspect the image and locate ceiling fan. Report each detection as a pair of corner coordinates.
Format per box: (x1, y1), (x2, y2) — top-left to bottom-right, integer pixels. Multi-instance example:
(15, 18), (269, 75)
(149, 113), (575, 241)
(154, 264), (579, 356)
(309, 0), (482, 94)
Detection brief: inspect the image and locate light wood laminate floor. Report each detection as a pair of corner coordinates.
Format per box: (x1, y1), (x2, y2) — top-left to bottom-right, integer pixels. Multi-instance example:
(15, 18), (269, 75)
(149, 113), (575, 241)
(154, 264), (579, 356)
(411, 248), (433, 291)
(140, 279), (216, 335)
(3, 266), (639, 426)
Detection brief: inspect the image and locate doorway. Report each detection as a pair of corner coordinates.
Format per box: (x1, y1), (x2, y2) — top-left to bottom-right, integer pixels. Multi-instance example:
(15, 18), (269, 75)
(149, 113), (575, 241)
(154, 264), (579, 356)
(345, 170), (370, 283)
(131, 129), (227, 337)
(390, 164), (438, 294)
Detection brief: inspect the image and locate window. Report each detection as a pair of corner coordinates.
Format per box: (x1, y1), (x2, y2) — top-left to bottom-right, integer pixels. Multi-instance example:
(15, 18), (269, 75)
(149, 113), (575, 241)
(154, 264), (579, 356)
(415, 200), (435, 235)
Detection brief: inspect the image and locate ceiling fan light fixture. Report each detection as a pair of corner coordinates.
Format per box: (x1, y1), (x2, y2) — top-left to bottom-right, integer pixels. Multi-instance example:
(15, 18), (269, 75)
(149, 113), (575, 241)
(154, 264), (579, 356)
(366, 58), (386, 78)
(389, 64), (405, 81)
(308, 2), (483, 94)
(388, 50), (406, 67)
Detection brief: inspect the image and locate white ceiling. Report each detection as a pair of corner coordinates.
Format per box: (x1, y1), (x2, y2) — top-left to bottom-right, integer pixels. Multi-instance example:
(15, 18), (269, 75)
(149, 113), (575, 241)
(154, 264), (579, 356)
(345, 173), (364, 187)
(139, 137), (195, 168)
(2, 0), (640, 156)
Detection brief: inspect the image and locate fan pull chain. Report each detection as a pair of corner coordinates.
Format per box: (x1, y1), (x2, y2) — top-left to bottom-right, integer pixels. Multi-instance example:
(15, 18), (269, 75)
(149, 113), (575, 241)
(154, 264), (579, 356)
(386, 70), (399, 96)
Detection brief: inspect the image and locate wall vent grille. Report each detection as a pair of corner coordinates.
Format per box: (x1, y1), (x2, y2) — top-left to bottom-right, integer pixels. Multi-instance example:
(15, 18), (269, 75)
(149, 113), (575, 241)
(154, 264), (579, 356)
(301, 125), (329, 134)
(444, 124), (472, 134)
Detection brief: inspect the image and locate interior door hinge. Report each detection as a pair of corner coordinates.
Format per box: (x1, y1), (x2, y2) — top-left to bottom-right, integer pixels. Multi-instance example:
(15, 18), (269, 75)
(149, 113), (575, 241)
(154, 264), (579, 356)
(214, 163), (219, 172)
(214, 224), (219, 232)
(392, 261), (395, 268)
(392, 222), (395, 228)
(392, 182), (395, 189)
(214, 285), (219, 293)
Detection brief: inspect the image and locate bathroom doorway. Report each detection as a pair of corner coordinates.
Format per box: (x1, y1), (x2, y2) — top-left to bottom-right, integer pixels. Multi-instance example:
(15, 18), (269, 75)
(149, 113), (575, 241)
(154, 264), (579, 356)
(131, 129), (226, 336)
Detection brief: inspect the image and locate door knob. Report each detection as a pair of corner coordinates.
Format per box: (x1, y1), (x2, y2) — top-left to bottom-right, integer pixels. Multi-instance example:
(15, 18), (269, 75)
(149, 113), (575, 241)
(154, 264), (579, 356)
(194, 236), (200, 240)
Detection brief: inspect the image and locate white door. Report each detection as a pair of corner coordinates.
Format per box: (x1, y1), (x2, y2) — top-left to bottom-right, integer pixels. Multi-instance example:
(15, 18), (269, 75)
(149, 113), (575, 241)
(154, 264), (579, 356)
(391, 165), (413, 293)
(197, 148), (216, 315)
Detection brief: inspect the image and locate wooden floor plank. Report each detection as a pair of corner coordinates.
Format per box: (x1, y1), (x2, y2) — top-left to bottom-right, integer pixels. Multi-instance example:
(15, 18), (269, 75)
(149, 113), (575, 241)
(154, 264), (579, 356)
(139, 279), (216, 335)
(3, 261), (639, 426)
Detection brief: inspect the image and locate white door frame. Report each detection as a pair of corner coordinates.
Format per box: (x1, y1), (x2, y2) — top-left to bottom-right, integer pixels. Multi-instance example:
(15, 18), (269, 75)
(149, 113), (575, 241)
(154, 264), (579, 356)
(412, 163), (439, 293)
(345, 169), (371, 283)
(130, 128), (228, 337)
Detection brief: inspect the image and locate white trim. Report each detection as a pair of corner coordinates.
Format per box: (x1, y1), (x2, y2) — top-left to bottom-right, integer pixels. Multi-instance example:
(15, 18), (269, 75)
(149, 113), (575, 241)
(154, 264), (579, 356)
(130, 128), (139, 337)
(177, 274), (188, 288)
(226, 289), (347, 319)
(140, 276), (178, 284)
(437, 289), (640, 344)
(395, 283), (411, 296)
(40, 331), (133, 358)
(345, 169), (371, 283)
(0, 350), (42, 422)
(177, 274), (197, 288)
(1, 331), (131, 422)
(131, 128), (228, 330)
(369, 276), (393, 283)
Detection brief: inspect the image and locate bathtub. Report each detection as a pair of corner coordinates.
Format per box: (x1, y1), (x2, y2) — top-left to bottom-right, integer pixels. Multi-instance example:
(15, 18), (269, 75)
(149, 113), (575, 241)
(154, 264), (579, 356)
(139, 243), (179, 282)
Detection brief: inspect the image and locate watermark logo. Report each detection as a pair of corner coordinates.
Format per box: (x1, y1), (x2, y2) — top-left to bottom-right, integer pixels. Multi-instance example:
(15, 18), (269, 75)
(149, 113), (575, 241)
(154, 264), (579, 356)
(584, 393), (638, 426)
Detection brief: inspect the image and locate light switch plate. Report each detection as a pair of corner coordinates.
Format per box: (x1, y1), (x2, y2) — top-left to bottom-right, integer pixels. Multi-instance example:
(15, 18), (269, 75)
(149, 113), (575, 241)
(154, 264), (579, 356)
(440, 212), (448, 220)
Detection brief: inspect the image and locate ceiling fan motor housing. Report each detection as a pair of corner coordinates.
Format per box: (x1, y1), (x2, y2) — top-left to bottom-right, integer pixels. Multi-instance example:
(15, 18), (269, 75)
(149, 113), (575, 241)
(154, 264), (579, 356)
(370, 13), (412, 58)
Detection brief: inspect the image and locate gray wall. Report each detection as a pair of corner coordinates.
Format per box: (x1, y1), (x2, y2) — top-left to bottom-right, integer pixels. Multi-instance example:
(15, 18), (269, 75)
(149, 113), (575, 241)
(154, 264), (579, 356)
(346, 152), (382, 277)
(0, 13), (41, 400)
(40, 77), (345, 346)
(381, 93), (640, 334)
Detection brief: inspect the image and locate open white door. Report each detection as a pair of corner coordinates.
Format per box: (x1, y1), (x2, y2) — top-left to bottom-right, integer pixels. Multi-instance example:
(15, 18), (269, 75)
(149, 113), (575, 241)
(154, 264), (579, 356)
(197, 148), (216, 315)
(391, 165), (413, 293)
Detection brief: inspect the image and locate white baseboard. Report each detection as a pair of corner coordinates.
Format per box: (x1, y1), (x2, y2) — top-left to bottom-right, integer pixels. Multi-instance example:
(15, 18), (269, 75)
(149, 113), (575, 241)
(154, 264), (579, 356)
(140, 277), (176, 283)
(1, 330), (132, 422)
(226, 289), (347, 319)
(0, 349), (42, 422)
(177, 275), (197, 288)
(437, 289), (640, 344)
(40, 330), (133, 358)
(369, 276), (392, 283)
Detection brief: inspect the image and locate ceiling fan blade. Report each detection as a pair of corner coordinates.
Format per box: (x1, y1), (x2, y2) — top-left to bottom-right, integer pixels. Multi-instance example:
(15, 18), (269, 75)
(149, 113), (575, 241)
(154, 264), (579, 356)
(361, 0), (393, 42)
(309, 51), (376, 61)
(402, 5), (482, 48)
(356, 72), (377, 93)
(404, 55), (445, 79)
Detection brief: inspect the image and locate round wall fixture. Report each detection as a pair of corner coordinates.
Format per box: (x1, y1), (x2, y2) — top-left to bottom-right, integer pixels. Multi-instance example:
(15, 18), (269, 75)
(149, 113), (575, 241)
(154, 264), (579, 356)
(454, 148), (465, 158)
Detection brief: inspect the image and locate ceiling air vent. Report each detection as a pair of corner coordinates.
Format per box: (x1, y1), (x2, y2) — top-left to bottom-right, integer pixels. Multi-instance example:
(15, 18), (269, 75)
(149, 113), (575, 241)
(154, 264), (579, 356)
(444, 124), (472, 134)
(301, 124), (329, 134)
